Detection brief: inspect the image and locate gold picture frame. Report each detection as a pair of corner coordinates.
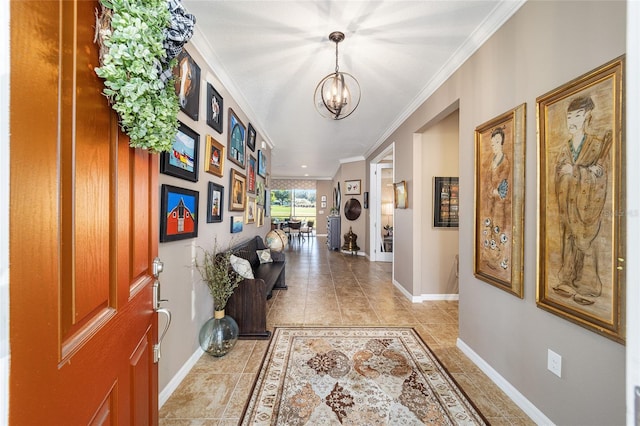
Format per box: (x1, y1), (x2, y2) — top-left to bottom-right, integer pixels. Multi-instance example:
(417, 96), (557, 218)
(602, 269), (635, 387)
(205, 135), (225, 177)
(473, 103), (526, 298)
(537, 56), (625, 343)
(229, 169), (246, 212)
(394, 181), (408, 209)
(245, 195), (256, 224)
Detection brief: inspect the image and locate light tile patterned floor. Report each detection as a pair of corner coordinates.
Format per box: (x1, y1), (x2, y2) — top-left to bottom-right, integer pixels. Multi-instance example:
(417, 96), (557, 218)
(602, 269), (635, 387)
(159, 236), (534, 425)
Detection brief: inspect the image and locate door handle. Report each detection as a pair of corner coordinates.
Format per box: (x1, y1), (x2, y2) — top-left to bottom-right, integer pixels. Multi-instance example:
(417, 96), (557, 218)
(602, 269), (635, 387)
(151, 257), (171, 363)
(154, 308), (172, 363)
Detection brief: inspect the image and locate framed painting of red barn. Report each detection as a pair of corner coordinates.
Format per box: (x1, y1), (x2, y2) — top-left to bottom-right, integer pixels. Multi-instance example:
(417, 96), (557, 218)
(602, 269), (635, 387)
(160, 184), (199, 242)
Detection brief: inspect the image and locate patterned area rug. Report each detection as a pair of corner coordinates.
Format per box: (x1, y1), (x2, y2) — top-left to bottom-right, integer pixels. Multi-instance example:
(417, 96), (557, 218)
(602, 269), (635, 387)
(241, 327), (487, 425)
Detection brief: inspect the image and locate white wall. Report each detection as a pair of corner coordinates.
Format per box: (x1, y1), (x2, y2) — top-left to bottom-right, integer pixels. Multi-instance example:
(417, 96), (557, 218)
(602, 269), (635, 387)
(626, 2), (640, 423)
(368, 2), (626, 424)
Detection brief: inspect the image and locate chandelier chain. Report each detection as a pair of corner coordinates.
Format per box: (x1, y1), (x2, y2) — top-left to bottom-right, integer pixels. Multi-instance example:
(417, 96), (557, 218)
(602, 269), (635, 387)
(335, 40), (340, 74)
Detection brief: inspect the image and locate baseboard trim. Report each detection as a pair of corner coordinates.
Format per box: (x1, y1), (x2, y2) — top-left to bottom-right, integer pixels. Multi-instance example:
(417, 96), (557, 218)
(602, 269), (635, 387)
(418, 294), (459, 301)
(159, 347), (204, 408)
(392, 279), (459, 302)
(340, 249), (365, 256)
(456, 338), (554, 426)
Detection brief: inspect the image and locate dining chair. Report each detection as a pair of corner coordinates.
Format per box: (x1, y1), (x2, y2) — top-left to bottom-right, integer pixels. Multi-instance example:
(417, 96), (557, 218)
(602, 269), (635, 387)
(288, 220), (302, 242)
(301, 220), (314, 240)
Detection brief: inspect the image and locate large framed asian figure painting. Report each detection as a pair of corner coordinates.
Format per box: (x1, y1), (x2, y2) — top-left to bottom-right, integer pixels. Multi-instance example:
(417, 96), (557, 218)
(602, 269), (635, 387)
(537, 56), (625, 343)
(474, 104), (526, 298)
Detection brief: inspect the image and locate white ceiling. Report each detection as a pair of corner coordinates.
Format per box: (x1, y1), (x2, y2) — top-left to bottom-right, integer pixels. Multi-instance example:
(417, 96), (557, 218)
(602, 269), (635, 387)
(184, 0), (525, 179)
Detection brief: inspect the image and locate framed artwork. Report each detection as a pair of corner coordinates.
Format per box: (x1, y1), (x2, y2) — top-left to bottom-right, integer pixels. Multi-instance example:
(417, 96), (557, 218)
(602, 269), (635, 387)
(206, 82), (223, 134)
(160, 122), (199, 182)
(265, 189), (271, 217)
(206, 182), (224, 223)
(537, 56), (625, 343)
(247, 123), (257, 152)
(258, 150), (267, 178)
(205, 134), (225, 178)
(321, 202), (327, 209)
(173, 50), (200, 121)
(321, 195), (327, 202)
(245, 195), (256, 224)
(345, 179), (361, 195)
(394, 181), (407, 209)
(473, 104), (526, 298)
(160, 184), (198, 242)
(227, 108), (246, 169)
(256, 180), (265, 206)
(247, 155), (257, 194)
(256, 207), (264, 227)
(229, 169), (246, 211)
(230, 216), (243, 234)
(434, 177), (459, 228)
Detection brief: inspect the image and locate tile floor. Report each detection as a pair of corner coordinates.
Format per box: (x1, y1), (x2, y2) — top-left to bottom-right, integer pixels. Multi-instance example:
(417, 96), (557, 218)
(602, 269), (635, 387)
(159, 236), (534, 425)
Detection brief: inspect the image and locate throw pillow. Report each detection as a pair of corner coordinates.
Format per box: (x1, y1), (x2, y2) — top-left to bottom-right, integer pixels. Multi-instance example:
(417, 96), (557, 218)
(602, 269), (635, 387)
(256, 249), (273, 264)
(230, 254), (254, 279)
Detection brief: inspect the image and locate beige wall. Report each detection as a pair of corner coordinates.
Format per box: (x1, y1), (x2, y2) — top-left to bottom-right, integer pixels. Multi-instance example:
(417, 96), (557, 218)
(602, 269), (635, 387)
(419, 110), (459, 295)
(315, 180), (333, 235)
(336, 160), (367, 253)
(367, 1), (626, 424)
(158, 45), (272, 393)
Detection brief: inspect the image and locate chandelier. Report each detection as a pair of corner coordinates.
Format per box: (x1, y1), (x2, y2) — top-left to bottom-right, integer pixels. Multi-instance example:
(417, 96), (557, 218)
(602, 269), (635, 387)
(314, 31), (361, 120)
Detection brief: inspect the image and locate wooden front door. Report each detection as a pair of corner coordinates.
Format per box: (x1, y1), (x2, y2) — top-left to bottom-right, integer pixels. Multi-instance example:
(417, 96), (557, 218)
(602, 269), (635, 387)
(10, 0), (160, 423)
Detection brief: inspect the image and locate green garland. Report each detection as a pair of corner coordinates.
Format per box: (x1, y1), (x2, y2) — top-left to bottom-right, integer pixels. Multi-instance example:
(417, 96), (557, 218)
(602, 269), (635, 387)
(95, 0), (179, 153)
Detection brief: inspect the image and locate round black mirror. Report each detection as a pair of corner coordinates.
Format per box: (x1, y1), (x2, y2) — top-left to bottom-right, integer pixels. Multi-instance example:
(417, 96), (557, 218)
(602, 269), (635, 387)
(344, 198), (362, 221)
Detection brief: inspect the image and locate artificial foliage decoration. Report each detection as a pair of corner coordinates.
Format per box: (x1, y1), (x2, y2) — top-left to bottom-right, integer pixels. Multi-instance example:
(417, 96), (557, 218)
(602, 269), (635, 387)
(94, 0), (180, 152)
(195, 243), (243, 311)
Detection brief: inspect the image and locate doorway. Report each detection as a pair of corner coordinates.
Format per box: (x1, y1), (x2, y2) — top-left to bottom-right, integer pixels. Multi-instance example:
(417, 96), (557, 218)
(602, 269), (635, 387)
(369, 144), (394, 262)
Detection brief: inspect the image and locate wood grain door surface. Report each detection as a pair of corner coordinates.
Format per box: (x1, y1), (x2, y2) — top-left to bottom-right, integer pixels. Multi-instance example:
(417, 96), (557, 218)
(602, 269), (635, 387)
(10, 0), (159, 423)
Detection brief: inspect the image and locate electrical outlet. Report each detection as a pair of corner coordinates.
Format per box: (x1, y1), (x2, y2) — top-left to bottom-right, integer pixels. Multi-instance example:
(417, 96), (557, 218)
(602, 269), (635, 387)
(547, 349), (562, 378)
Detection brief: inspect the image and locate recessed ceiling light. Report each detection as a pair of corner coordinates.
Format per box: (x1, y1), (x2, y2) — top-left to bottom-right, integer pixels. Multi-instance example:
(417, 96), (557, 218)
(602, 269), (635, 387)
(301, 165), (308, 168)
(304, 173), (309, 177)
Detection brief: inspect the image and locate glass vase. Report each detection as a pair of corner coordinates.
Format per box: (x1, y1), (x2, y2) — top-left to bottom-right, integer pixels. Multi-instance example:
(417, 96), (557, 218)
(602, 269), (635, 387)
(199, 310), (239, 357)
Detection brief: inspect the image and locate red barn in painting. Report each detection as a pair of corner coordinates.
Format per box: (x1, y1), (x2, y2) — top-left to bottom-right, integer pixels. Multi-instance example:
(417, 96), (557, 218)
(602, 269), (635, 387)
(166, 198), (195, 235)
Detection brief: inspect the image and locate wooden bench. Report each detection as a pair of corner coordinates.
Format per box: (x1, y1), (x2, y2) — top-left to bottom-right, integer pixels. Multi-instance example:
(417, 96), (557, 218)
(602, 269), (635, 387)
(225, 236), (286, 339)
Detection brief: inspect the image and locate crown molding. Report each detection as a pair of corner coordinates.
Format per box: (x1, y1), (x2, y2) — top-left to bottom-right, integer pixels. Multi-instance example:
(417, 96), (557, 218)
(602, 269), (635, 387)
(364, 0), (526, 159)
(189, 30), (275, 150)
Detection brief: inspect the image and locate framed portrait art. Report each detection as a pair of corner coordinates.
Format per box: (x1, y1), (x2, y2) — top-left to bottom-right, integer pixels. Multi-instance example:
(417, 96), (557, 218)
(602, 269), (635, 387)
(227, 108), (246, 169)
(160, 122), (199, 182)
(207, 182), (224, 223)
(537, 56), (625, 343)
(345, 179), (361, 195)
(205, 135), (225, 178)
(247, 123), (257, 152)
(206, 82), (223, 134)
(473, 103), (526, 298)
(258, 150), (267, 178)
(173, 50), (200, 121)
(229, 169), (246, 211)
(160, 184), (199, 242)
(394, 181), (407, 209)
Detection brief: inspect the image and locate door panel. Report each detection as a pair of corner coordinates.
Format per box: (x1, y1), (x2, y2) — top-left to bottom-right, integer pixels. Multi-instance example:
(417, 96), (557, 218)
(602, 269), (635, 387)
(10, 0), (159, 424)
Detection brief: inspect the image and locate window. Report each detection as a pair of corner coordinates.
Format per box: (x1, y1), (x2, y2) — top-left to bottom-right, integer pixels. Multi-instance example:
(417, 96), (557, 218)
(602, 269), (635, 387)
(271, 189), (316, 223)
